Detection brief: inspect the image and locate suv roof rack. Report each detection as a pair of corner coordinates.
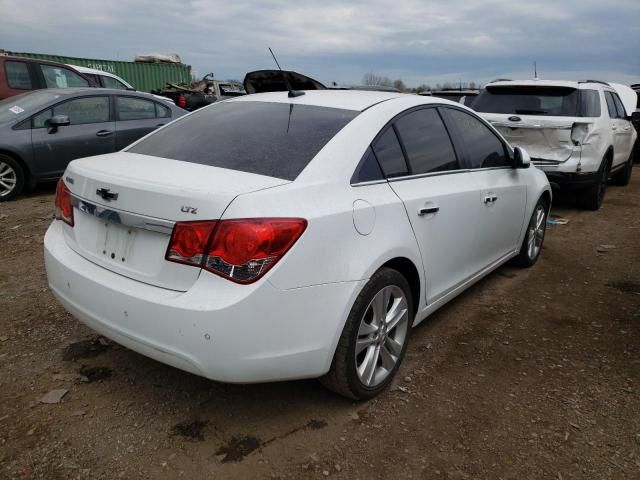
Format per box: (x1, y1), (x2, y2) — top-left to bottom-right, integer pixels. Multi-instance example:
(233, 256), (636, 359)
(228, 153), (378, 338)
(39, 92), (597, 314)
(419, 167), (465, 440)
(578, 80), (610, 86)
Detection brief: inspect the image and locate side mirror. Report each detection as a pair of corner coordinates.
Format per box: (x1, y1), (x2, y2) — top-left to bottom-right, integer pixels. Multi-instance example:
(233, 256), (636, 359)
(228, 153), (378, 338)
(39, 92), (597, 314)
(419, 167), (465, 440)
(630, 111), (640, 123)
(45, 115), (70, 134)
(513, 146), (531, 169)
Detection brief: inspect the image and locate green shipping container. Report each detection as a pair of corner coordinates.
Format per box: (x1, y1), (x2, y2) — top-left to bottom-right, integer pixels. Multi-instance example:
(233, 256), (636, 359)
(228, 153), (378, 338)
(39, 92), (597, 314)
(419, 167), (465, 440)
(6, 51), (192, 93)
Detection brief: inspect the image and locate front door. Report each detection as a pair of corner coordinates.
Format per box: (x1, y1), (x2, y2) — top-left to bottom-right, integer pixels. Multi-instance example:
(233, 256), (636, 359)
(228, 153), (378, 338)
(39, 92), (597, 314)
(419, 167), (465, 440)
(31, 95), (115, 178)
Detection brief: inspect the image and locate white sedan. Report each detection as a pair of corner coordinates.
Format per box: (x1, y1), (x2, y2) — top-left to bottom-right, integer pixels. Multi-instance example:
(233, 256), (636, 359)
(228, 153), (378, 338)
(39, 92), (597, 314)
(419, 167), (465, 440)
(44, 90), (551, 399)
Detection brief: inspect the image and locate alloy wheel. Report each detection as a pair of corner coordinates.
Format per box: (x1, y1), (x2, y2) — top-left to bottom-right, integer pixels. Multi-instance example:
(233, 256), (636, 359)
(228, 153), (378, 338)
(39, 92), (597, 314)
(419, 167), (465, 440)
(355, 285), (409, 387)
(527, 204), (546, 260)
(0, 161), (17, 198)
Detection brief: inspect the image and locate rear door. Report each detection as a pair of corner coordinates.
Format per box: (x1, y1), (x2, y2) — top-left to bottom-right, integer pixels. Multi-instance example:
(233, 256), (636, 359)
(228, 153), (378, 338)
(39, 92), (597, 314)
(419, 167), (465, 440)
(31, 95), (115, 178)
(115, 95), (169, 149)
(441, 107), (527, 265)
(380, 107), (482, 302)
(609, 91), (635, 166)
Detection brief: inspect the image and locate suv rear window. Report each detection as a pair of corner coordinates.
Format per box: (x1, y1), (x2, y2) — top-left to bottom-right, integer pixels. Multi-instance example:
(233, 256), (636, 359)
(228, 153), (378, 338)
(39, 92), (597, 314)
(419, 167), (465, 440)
(128, 101), (358, 180)
(472, 86), (580, 116)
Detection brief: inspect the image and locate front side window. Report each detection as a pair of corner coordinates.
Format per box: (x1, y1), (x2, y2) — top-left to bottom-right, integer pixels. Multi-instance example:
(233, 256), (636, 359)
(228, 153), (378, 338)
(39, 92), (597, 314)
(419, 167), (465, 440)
(394, 108), (458, 174)
(441, 108), (509, 168)
(580, 90), (601, 117)
(118, 96), (156, 120)
(129, 101), (358, 181)
(53, 97), (110, 125)
(372, 127), (408, 178)
(5, 61), (32, 89)
(101, 75), (128, 90)
(40, 64), (89, 88)
(472, 86), (579, 117)
(604, 91), (618, 119)
(32, 108), (53, 128)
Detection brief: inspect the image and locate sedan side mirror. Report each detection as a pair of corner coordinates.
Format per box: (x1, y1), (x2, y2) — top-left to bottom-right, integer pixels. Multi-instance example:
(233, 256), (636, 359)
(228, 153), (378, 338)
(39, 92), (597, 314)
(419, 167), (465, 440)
(513, 146), (531, 169)
(46, 115), (71, 134)
(630, 111), (640, 123)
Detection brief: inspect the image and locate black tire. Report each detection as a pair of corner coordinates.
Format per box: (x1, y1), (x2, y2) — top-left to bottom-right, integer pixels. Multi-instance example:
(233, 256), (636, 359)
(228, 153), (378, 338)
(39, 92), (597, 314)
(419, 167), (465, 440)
(512, 197), (548, 268)
(611, 149), (634, 186)
(578, 157), (610, 211)
(320, 267), (414, 400)
(0, 154), (25, 202)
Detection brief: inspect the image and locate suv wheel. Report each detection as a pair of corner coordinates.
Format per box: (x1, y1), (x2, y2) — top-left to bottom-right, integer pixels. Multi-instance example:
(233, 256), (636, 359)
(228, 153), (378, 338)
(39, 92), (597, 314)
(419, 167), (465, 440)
(0, 154), (24, 201)
(611, 150), (634, 186)
(320, 267), (413, 400)
(578, 157), (610, 211)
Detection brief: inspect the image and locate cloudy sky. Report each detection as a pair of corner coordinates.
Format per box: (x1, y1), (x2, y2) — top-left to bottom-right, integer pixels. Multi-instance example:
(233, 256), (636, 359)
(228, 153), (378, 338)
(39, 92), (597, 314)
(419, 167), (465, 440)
(1, 0), (639, 87)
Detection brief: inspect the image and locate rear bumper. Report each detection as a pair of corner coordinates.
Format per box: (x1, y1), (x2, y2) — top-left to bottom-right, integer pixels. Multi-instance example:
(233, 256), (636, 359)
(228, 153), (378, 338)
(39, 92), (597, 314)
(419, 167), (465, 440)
(44, 221), (363, 383)
(542, 171), (600, 190)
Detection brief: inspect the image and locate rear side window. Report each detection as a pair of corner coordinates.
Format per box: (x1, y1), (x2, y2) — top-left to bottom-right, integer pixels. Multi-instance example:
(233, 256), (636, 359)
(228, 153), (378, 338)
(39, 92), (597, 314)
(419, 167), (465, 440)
(604, 91), (619, 118)
(394, 108), (458, 174)
(40, 65), (89, 88)
(441, 108), (509, 168)
(372, 127), (408, 178)
(5, 61), (32, 89)
(156, 103), (171, 118)
(611, 93), (627, 118)
(473, 86), (579, 116)
(129, 101), (358, 181)
(101, 75), (128, 90)
(118, 96), (156, 120)
(351, 147), (384, 183)
(580, 90), (601, 117)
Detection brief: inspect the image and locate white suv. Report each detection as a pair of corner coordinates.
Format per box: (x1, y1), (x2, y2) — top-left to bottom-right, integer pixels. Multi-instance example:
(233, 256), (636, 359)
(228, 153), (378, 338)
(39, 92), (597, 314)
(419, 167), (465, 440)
(473, 80), (638, 210)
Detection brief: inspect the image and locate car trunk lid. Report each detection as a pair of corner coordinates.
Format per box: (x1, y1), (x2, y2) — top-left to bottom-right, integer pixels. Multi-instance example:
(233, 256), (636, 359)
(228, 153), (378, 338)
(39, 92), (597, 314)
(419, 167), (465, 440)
(62, 152), (289, 291)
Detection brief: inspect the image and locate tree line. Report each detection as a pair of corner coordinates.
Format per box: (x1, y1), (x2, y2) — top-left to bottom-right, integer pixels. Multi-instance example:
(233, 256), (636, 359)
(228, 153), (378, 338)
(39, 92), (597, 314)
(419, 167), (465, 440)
(361, 72), (481, 93)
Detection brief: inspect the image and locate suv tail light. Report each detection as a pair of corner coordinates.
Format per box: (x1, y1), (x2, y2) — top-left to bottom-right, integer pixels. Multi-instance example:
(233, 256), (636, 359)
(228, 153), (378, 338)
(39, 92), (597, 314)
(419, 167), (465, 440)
(54, 179), (74, 226)
(177, 95), (187, 108)
(166, 218), (307, 284)
(571, 122), (591, 146)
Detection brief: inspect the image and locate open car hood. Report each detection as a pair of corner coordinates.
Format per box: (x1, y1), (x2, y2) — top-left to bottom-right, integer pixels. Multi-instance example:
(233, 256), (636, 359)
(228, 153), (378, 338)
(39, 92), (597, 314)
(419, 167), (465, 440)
(608, 83), (638, 116)
(243, 70), (326, 94)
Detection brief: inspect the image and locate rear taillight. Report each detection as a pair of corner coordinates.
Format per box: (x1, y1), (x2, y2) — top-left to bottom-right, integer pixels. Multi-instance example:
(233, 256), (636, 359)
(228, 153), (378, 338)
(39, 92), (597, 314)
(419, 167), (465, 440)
(177, 95), (187, 108)
(165, 218), (307, 284)
(571, 122), (591, 146)
(54, 179), (74, 226)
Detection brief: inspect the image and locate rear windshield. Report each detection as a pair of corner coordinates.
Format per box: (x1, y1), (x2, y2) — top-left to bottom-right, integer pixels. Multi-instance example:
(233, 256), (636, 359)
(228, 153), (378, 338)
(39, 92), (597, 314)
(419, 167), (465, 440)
(472, 86), (580, 116)
(128, 101), (358, 180)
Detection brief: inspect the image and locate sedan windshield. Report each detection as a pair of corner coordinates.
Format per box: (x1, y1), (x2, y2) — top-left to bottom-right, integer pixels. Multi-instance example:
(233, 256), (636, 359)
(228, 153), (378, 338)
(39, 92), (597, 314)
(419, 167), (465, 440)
(472, 86), (579, 116)
(0, 91), (62, 123)
(129, 101), (359, 180)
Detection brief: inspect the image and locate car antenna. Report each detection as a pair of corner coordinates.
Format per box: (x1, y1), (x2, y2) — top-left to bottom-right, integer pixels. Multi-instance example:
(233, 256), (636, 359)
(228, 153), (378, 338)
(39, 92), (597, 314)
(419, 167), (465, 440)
(268, 47), (305, 98)
(534, 61), (539, 80)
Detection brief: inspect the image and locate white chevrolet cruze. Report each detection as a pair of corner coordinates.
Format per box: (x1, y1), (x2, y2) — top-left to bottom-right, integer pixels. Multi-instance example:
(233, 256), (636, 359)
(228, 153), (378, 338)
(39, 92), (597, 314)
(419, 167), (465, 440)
(44, 90), (551, 399)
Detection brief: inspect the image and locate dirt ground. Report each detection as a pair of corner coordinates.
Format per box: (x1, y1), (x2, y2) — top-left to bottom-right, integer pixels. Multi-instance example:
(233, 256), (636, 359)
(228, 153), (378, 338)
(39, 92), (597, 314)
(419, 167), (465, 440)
(1, 174), (639, 480)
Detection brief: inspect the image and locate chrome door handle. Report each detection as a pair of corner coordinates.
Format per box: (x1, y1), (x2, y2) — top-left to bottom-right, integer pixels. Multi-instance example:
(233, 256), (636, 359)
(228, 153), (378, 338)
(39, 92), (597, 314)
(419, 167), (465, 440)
(96, 130), (113, 137)
(418, 206), (440, 216)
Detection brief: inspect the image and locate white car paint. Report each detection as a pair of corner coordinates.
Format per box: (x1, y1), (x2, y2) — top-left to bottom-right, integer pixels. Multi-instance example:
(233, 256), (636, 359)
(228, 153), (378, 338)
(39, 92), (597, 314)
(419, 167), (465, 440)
(475, 79), (637, 183)
(44, 90), (551, 385)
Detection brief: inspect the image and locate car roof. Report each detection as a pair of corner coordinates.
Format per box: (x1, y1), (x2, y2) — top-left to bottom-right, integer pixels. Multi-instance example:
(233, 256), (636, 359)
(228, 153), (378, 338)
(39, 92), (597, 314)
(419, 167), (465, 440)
(229, 90), (421, 111)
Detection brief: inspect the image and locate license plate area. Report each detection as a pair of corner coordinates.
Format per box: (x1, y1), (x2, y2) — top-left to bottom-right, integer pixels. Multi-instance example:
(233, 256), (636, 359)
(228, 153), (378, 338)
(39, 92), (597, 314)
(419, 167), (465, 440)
(99, 220), (136, 264)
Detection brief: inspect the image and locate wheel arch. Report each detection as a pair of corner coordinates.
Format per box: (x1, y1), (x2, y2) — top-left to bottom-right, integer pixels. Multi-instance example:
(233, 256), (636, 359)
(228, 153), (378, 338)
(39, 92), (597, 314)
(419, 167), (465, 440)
(378, 257), (421, 320)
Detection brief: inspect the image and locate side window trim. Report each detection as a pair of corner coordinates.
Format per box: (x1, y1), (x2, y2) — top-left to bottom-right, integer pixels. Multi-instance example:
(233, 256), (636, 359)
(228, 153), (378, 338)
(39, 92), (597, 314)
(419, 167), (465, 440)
(439, 105), (512, 170)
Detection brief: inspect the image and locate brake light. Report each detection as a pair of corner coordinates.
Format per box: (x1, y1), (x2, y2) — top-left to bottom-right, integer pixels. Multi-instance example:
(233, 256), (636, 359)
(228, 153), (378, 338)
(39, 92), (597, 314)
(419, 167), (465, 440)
(165, 218), (307, 284)
(177, 95), (187, 108)
(54, 179), (74, 226)
(571, 122), (591, 146)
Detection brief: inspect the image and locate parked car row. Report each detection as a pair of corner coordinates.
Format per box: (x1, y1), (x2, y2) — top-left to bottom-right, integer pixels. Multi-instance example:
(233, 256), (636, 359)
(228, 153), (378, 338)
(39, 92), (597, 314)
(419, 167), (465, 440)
(0, 88), (186, 199)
